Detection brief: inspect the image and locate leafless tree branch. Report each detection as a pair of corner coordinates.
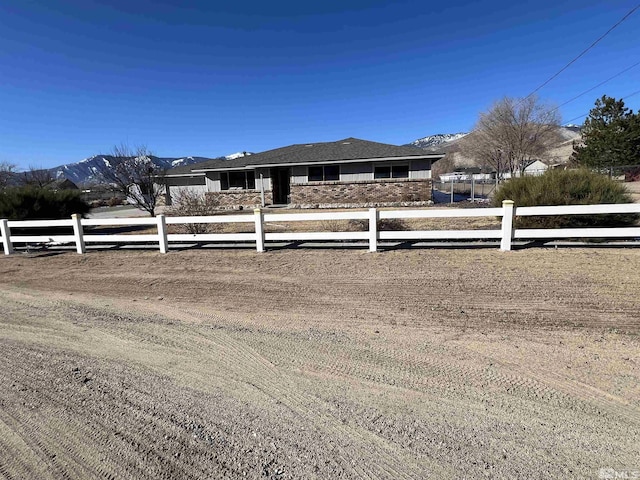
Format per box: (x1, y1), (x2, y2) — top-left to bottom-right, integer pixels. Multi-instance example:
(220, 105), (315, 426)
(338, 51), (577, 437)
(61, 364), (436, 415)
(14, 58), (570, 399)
(21, 166), (56, 189)
(0, 161), (18, 190)
(96, 144), (166, 216)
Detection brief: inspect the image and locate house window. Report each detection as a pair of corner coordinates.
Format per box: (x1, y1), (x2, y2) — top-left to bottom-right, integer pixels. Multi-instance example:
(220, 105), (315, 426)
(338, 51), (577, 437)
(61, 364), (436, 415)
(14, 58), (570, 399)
(374, 164), (409, 179)
(221, 171), (255, 190)
(308, 165), (339, 182)
(374, 166), (391, 179)
(392, 165), (409, 178)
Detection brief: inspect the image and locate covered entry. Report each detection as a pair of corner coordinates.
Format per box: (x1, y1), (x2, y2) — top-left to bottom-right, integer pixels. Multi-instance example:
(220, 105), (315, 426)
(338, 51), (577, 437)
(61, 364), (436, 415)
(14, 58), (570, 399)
(271, 167), (290, 205)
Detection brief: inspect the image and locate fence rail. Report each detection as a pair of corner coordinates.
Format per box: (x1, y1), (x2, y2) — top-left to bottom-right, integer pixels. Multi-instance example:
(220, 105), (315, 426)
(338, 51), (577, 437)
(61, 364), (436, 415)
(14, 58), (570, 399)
(1, 201), (639, 255)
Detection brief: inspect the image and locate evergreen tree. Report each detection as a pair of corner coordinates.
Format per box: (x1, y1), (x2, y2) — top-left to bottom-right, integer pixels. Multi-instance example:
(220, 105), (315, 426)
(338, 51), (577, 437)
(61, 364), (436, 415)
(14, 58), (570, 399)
(573, 95), (640, 169)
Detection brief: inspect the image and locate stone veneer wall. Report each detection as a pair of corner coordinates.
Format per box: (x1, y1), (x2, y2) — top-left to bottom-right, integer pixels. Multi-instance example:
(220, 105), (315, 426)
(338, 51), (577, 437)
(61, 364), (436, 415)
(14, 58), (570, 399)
(206, 190), (272, 210)
(290, 178), (432, 206)
(205, 179), (432, 209)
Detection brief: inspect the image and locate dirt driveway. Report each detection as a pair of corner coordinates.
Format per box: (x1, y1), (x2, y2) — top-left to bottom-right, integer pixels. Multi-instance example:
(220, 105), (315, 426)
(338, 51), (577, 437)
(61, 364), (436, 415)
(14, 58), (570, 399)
(0, 248), (639, 479)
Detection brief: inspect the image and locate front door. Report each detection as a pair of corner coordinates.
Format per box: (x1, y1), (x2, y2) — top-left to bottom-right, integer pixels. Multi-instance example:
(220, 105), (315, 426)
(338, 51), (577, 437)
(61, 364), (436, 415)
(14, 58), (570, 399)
(271, 167), (291, 204)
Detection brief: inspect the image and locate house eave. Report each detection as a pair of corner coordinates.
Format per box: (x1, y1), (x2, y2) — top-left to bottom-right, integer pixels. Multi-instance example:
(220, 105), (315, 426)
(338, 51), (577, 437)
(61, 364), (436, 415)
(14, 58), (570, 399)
(164, 172), (207, 178)
(191, 154), (445, 173)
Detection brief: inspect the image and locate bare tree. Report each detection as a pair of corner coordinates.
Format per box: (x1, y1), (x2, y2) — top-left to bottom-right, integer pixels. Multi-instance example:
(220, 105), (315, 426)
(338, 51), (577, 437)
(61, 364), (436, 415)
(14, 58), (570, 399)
(97, 144), (166, 216)
(464, 96), (561, 178)
(21, 166), (56, 189)
(0, 161), (17, 190)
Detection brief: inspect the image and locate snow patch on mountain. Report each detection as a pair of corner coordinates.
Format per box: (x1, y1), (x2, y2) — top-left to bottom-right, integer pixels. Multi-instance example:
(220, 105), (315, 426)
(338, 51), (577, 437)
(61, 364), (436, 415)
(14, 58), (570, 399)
(409, 133), (468, 149)
(49, 155), (217, 185)
(171, 157), (192, 167)
(225, 151), (252, 160)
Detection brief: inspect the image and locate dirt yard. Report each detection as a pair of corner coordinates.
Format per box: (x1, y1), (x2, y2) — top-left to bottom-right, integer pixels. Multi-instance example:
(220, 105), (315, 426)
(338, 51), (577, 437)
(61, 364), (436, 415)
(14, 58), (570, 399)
(0, 247), (639, 479)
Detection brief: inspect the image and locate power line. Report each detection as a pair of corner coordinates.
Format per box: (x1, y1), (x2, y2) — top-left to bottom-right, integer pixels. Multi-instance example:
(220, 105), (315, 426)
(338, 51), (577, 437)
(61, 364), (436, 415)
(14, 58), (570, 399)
(525, 4), (640, 100)
(554, 59), (640, 110)
(562, 88), (640, 125)
(562, 112), (590, 125)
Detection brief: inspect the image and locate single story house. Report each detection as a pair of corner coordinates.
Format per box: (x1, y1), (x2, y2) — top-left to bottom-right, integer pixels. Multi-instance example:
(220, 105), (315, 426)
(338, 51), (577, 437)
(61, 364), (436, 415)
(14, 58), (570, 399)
(164, 137), (444, 209)
(501, 160), (564, 179)
(50, 178), (79, 190)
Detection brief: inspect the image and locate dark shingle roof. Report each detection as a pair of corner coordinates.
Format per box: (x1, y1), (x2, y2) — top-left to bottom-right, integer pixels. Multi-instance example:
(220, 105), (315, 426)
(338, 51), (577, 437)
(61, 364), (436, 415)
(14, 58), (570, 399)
(166, 138), (443, 175)
(164, 163), (206, 175)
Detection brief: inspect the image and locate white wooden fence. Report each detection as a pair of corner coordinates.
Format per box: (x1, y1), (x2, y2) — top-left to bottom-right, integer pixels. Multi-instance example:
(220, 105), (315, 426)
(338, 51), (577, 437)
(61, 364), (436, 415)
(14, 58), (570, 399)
(1, 201), (639, 255)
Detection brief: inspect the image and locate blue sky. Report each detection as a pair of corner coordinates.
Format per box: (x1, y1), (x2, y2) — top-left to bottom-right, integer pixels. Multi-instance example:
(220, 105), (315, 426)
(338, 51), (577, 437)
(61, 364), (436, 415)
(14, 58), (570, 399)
(1, 0), (639, 169)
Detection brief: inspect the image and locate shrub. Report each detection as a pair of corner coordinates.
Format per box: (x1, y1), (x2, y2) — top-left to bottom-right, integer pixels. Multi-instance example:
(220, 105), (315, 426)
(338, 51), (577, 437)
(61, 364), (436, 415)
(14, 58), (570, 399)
(107, 196), (124, 207)
(493, 169), (638, 228)
(379, 218), (409, 231)
(625, 166), (640, 182)
(89, 199), (108, 208)
(347, 217), (409, 231)
(166, 190), (220, 234)
(0, 187), (90, 220)
(321, 219), (349, 232)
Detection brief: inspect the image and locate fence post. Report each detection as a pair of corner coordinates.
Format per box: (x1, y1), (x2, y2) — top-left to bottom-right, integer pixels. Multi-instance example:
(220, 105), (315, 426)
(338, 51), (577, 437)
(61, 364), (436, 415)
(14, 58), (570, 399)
(157, 214), (169, 253)
(500, 200), (515, 251)
(259, 174), (265, 208)
(254, 208), (265, 252)
(71, 214), (86, 254)
(368, 208), (378, 252)
(450, 177), (454, 204)
(0, 219), (13, 255)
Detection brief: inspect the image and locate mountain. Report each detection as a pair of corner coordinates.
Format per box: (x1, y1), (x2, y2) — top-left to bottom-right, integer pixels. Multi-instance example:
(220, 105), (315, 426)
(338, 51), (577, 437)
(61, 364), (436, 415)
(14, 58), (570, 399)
(48, 152), (250, 185)
(408, 132), (468, 149)
(48, 155), (213, 185)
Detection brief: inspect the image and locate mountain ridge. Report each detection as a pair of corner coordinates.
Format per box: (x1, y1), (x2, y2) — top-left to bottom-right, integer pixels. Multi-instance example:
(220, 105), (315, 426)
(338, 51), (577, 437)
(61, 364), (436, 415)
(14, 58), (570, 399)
(48, 152), (251, 185)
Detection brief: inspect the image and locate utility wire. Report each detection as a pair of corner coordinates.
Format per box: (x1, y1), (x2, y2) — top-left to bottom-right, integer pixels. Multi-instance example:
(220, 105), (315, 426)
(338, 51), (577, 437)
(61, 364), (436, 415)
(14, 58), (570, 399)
(525, 4), (640, 100)
(554, 59), (640, 110)
(562, 88), (640, 125)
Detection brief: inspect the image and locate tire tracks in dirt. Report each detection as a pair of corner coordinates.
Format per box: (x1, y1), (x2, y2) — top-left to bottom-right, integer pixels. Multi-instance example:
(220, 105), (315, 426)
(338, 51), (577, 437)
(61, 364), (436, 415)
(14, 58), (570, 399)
(0, 266), (640, 478)
(57, 298), (443, 479)
(0, 289), (447, 479)
(43, 291), (640, 473)
(127, 297), (640, 428)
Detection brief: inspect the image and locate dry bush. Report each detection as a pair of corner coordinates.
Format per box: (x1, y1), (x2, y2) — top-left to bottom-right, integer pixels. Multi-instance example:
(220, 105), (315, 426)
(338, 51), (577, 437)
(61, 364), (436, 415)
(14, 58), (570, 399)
(378, 218), (409, 231)
(321, 219), (350, 232)
(347, 218), (409, 231)
(625, 166), (640, 182)
(166, 190), (220, 234)
(89, 199), (108, 208)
